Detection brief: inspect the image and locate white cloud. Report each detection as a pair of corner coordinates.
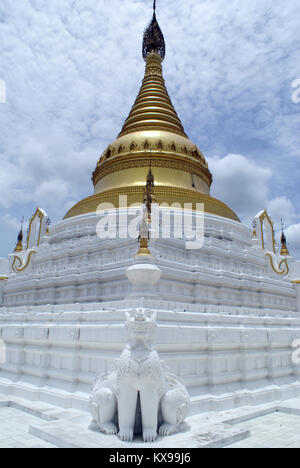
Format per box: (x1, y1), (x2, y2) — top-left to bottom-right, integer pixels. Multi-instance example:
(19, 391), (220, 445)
(0, 79), (5, 103)
(2, 214), (20, 232)
(286, 224), (300, 260)
(267, 197), (297, 227)
(208, 153), (300, 260)
(208, 154), (272, 220)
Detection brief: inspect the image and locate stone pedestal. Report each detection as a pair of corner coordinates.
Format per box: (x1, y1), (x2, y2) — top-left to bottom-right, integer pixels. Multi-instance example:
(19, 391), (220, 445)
(126, 263), (162, 299)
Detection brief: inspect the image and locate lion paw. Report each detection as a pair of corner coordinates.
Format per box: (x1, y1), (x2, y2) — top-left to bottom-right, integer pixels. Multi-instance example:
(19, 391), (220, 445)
(118, 427), (134, 442)
(159, 423), (178, 436)
(99, 422), (118, 435)
(143, 428), (158, 443)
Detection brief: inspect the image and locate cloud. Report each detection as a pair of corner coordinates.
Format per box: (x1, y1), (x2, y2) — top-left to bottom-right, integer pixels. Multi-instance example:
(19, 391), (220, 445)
(2, 214), (20, 232)
(208, 154), (272, 220)
(0, 79), (5, 103)
(267, 196), (297, 227)
(208, 153), (300, 259)
(286, 224), (300, 259)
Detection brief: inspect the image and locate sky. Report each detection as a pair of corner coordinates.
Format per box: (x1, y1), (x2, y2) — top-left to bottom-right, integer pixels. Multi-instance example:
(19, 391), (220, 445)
(0, 0), (299, 258)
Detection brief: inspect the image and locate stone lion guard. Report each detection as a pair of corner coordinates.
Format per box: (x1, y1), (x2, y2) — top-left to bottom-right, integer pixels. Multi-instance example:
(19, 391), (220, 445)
(89, 308), (190, 442)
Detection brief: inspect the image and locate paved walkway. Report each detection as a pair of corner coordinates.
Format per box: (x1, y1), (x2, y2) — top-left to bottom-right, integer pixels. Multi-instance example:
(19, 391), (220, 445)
(0, 407), (55, 448)
(2, 394), (300, 448)
(228, 412), (300, 448)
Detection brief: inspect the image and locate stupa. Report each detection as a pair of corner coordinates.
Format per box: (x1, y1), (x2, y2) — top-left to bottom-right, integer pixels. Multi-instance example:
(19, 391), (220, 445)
(1, 1), (300, 424)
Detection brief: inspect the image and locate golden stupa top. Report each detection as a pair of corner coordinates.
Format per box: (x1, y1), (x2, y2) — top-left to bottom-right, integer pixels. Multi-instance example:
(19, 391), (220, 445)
(118, 52), (187, 138)
(118, 1), (186, 138)
(64, 3), (239, 223)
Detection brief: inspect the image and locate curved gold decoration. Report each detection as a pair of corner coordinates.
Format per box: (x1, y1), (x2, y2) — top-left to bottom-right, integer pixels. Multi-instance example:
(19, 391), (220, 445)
(12, 251), (36, 273)
(259, 209), (276, 253)
(64, 186), (240, 222)
(11, 208), (48, 274)
(26, 208), (46, 250)
(265, 253), (289, 276)
(0, 276), (8, 281)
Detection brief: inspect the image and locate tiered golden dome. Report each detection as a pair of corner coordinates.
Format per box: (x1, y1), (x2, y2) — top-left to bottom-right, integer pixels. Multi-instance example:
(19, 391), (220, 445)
(119, 52), (186, 138)
(64, 7), (239, 222)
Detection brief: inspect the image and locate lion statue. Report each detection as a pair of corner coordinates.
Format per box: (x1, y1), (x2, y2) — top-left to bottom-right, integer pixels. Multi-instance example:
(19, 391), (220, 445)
(89, 308), (190, 442)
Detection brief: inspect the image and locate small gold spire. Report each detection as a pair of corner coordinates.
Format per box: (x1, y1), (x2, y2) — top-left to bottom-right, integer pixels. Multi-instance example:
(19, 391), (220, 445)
(14, 217), (24, 253)
(137, 205), (151, 256)
(143, 152), (156, 223)
(137, 235), (151, 256)
(46, 218), (51, 235)
(137, 161), (155, 257)
(252, 219), (257, 238)
(280, 220), (290, 256)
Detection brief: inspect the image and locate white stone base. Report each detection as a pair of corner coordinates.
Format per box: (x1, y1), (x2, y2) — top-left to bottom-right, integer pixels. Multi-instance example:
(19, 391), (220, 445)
(29, 417), (249, 449)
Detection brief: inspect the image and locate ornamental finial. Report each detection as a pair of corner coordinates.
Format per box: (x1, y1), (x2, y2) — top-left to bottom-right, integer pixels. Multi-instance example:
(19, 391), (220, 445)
(46, 217), (51, 235)
(280, 219), (290, 256)
(143, 0), (165, 61)
(14, 217), (24, 253)
(137, 159), (155, 256)
(252, 219), (257, 238)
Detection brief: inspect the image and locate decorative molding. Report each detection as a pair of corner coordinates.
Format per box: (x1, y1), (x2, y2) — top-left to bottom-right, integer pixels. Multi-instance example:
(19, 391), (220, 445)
(64, 186), (240, 221)
(93, 154), (212, 188)
(259, 209), (276, 253)
(11, 208), (48, 274)
(26, 208), (47, 250)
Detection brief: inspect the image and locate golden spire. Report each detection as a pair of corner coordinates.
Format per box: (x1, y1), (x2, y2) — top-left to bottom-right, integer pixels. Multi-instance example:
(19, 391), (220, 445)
(252, 219), (257, 238)
(143, 151), (156, 222)
(46, 218), (51, 235)
(119, 51), (187, 138)
(137, 162), (155, 256)
(137, 208), (151, 256)
(14, 217), (24, 253)
(280, 220), (290, 256)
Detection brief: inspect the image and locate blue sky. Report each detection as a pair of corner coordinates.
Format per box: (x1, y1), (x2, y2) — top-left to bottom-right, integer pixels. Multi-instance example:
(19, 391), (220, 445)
(0, 0), (299, 258)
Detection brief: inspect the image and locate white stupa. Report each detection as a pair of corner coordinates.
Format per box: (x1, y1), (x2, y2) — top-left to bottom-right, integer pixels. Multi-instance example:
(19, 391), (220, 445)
(1, 3), (300, 431)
